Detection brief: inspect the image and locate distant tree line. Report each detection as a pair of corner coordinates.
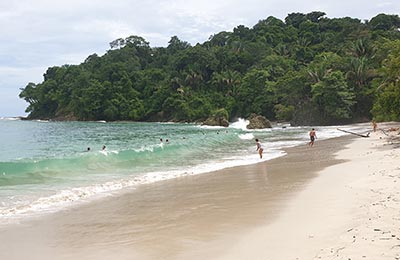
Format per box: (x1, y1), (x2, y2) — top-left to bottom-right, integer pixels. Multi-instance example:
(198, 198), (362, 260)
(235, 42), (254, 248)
(19, 12), (400, 125)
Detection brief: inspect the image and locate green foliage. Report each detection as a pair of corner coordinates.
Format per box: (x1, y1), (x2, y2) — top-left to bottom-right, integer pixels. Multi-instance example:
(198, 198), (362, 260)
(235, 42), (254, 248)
(311, 71), (355, 122)
(369, 14), (400, 31)
(19, 13), (400, 125)
(372, 83), (400, 121)
(372, 40), (400, 121)
(212, 108), (229, 120)
(274, 104), (295, 121)
(235, 68), (274, 118)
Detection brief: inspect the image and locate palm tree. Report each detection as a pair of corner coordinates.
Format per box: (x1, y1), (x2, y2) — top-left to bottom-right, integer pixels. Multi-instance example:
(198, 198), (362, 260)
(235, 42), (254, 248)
(351, 38), (376, 59)
(274, 44), (291, 56)
(184, 70), (203, 90)
(346, 57), (374, 89)
(170, 77), (185, 94)
(211, 70), (241, 95)
(308, 67), (332, 84)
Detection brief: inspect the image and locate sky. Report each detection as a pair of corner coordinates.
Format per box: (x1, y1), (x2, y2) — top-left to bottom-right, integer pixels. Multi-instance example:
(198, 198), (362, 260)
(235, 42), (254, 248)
(0, 0), (399, 117)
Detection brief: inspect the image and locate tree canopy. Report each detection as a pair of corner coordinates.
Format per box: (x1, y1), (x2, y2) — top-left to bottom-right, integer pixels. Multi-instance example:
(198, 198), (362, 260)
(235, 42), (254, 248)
(19, 12), (400, 125)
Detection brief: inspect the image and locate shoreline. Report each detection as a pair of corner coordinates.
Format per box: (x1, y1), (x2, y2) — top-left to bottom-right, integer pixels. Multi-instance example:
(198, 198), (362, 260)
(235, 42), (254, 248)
(0, 125), (399, 259)
(0, 134), (353, 259)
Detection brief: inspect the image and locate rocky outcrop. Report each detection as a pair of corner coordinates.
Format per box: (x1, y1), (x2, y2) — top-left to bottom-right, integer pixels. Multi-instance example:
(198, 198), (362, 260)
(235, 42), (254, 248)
(203, 116), (229, 127)
(246, 114), (272, 129)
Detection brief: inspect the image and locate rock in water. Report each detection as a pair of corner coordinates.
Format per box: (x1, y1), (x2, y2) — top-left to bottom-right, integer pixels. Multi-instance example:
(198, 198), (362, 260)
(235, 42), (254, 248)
(247, 114), (272, 129)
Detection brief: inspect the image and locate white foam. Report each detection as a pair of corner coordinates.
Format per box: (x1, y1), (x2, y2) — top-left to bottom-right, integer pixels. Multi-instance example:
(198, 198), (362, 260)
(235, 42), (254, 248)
(99, 150), (119, 156)
(238, 133), (254, 140)
(247, 128), (273, 132)
(0, 117), (22, 121)
(229, 118), (249, 131)
(0, 149), (286, 222)
(134, 144), (161, 153)
(198, 125), (226, 129)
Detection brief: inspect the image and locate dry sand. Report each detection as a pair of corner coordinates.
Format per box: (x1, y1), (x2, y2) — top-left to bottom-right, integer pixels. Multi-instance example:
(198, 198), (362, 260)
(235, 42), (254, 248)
(0, 123), (399, 260)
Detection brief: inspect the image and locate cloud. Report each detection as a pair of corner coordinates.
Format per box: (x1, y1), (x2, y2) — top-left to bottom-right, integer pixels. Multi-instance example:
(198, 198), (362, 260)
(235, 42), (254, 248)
(1, 0), (399, 116)
(0, 66), (39, 116)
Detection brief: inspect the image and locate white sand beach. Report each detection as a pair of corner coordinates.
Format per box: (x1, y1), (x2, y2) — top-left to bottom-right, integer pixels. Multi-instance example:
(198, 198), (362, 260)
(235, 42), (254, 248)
(215, 124), (400, 260)
(0, 123), (399, 260)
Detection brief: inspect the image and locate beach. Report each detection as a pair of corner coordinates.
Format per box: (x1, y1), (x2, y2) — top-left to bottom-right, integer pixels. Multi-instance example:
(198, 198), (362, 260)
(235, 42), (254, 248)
(0, 124), (399, 260)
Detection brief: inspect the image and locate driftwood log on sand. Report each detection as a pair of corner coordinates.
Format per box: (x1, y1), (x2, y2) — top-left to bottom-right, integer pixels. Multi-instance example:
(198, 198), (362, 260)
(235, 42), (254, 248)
(337, 128), (370, 138)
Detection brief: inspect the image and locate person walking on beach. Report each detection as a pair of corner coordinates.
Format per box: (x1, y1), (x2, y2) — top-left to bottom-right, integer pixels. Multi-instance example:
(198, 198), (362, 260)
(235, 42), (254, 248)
(372, 120), (377, 132)
(255, 138), (264, 159)
(309, 128), (317, 147)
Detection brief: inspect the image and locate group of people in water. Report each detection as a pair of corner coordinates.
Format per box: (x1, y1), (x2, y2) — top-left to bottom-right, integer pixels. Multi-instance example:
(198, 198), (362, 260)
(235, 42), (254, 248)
(85, 122), (380, 160)
(86, 145), (106, 152)
(159, 138), (169, 144)
(255, 128), (317, 159)
(86, 138), (172, 153)
(85, 128), (318, 159)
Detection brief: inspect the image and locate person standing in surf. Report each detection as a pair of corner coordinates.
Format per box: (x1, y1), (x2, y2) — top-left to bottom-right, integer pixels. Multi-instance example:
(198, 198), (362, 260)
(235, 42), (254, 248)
(255, 138), (264, 159)
(309, 128), (317, 147)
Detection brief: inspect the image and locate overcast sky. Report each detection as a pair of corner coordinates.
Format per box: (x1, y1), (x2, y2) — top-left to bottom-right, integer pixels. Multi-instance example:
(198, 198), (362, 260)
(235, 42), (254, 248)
(1, 0), (399, 117)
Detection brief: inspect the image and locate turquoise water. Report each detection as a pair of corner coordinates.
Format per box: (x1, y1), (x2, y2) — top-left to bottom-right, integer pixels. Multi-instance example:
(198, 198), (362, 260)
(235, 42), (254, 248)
(0, 118), (366, 221)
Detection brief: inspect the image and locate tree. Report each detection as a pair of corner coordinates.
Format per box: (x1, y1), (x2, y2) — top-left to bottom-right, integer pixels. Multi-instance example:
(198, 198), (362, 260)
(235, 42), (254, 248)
(208, 32), (231, 47)
(371, 83), (400, 121)
(371, 40), (400, 121)
(311, 71), (355, 122)
(307, 52), (344, 83)
(235, 68), (275, 118)
(211, 70), (241, 94)
(167, 36), (191, 53)
(306, 12), (326, 23)
(18, 13), (400, 125)
(369, 14), (400, 31)
(350, 38), (376, 59)
(285, 13), (307, 28)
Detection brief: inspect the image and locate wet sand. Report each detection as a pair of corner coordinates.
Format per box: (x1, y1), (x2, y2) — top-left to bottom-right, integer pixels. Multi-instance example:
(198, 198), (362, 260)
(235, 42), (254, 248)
(1, 130), (397, 260)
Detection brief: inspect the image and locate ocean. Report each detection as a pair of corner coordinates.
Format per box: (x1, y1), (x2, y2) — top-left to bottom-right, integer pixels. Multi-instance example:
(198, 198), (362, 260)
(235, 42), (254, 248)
(0, 118), (369, 223)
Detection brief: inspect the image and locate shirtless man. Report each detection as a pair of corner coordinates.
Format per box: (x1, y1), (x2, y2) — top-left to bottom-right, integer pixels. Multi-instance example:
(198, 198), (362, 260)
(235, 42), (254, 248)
(309, 128), (317, 147)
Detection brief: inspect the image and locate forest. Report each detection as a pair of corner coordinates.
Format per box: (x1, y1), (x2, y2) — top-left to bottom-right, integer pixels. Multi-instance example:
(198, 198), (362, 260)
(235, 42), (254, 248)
(19, 12), (400, 125)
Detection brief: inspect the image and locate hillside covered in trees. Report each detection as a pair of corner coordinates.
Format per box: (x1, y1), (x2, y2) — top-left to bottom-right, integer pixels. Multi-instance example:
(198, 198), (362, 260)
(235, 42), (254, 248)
(19, 12), (400, 125)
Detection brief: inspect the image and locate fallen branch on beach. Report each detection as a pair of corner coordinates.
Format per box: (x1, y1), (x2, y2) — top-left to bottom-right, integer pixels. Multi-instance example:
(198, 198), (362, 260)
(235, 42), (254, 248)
(337, 128), (370, 138)
(381, 129), (389, 136)
(381, 127), (400, 136)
